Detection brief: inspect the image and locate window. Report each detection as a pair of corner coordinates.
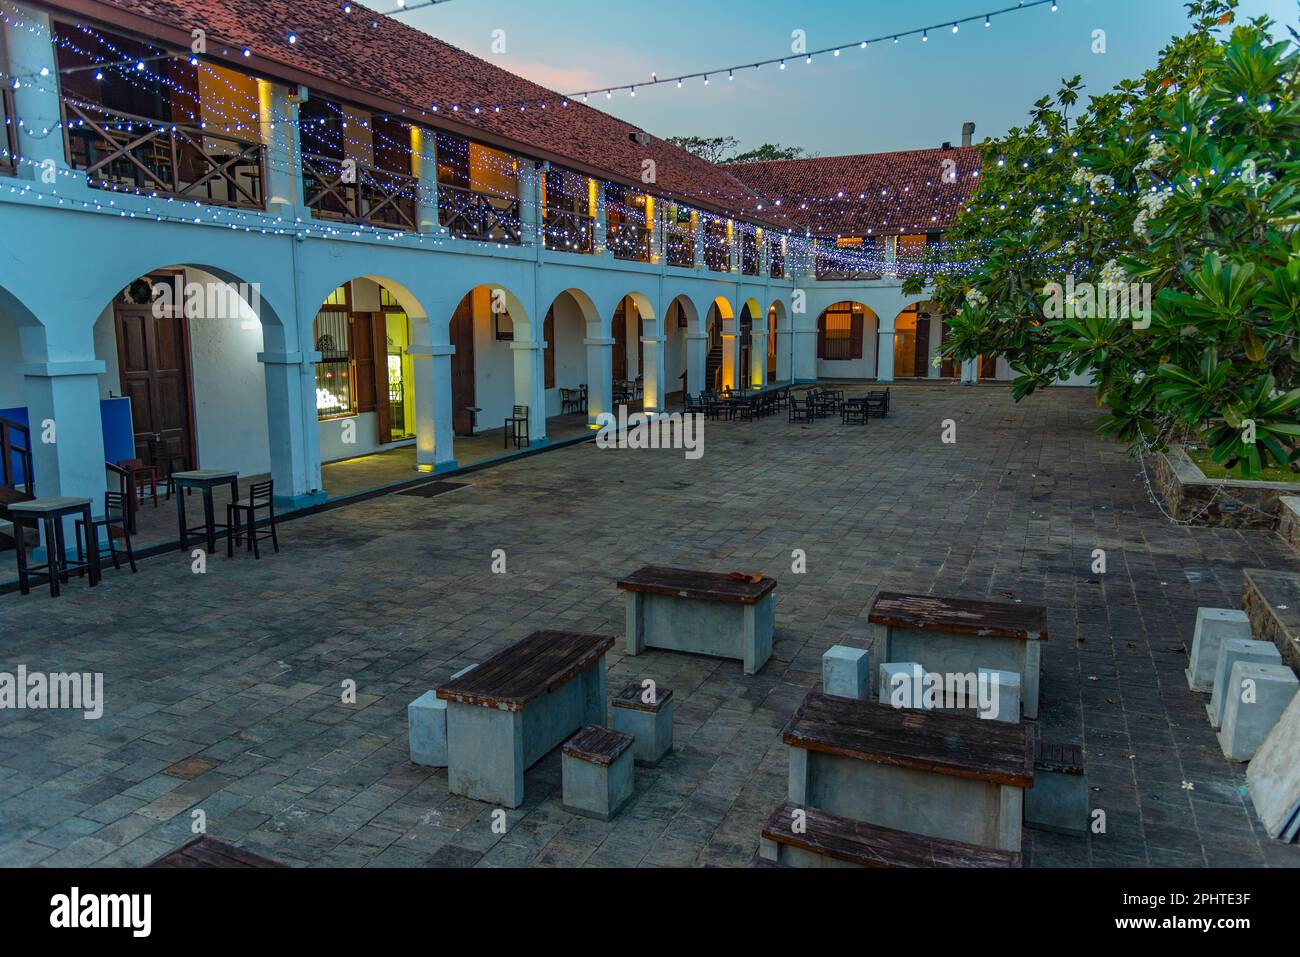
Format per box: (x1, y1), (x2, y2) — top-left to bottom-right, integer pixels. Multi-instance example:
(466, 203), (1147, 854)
(817, 302), (866, 361)
(314, 286), (353, 418)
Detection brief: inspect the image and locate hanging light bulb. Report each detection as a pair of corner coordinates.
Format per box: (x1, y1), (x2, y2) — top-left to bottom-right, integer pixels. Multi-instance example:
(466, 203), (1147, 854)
(985, 15), (992, 27)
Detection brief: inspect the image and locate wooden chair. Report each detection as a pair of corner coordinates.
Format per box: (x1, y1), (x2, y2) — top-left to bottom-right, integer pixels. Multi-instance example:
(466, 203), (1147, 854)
(504, 405), (529, 449)
(75, 490), (137, 574)
(559, 388), (583, 415)
(119, 457), (160, 509)
(148, 433), (188, 499)
(841, 397), (868, 425)
(227, 479), (278, 559)
(105, 462), (139, 534)
(788, 396), (814, 423)
(866, 388), (891, 418)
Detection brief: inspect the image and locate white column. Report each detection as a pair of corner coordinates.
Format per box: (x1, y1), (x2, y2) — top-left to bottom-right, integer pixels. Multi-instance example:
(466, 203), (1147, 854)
(749, 327), (767, 389)
(685, 332), (707, 395)
(258, 348), (326, 507)
(693, 215), (705, 269)
(720, 328), (738, 391)
(5, 5), (75, 182)
(774, 322), (793, 383)
(961, 358), (980, 384)
(885, 236), (899, 278)
(594, 183), (609, 258)
(409, 337), (457, 473)
(585, 337), (614, 427)
(516, 162), (540, 246)
(259, 81), (304, 214)
(411, 125), (440, 233)
(876, 319), (896, 383)
(511, 340), (547, 445)
(640, 333), (665, 412)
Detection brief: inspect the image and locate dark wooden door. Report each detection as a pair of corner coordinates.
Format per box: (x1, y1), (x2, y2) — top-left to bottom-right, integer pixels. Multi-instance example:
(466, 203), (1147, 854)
(450, 296), (476, 436)
(543, 309), (556, 389)
(981, 354), (998, 379)
(612, 301), (628, 381)
(114, 293), (195, 469)
(914, 312), (931, 377)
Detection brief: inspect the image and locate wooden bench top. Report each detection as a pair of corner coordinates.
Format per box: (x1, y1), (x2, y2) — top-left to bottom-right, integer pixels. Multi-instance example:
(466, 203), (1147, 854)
(763, 800), (1021, 869)
(616, 565), (777, 605)
(148, 836), (285, 868)
(435, 630), (614, 712)
(783, 693), (1035, 788)
(562, 725), (634, 766)
(869, 591), (1048, 642)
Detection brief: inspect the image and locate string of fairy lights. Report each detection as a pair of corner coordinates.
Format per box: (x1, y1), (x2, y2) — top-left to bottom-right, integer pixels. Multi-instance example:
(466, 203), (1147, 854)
(0, 0), (1163, 277)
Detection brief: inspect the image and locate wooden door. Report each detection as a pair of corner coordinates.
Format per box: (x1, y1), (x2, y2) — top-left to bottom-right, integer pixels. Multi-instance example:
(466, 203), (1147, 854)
(914, 312), (931, 378)
(544, 309), (556, 389)
(114, 286), (195, 469)
(612, 301), (628, 381)
(450, 296), (476, 436)
(981, 355), (998, 379)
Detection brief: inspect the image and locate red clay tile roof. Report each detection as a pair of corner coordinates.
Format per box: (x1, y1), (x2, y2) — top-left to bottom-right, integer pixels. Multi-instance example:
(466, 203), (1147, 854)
(728, 146), (983, 238)
(41, 0), (797, 227)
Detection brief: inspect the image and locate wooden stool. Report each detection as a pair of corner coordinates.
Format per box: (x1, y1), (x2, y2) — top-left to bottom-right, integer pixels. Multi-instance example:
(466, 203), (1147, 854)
(561, 725), (634, 821)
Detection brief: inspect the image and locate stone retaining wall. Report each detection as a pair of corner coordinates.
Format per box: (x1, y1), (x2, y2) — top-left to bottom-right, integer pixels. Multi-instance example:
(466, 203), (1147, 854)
(1152, 446), (1291, 530)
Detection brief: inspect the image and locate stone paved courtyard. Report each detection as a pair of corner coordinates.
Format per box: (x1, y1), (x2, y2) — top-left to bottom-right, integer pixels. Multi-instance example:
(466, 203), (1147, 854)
(1, 384), (1297, 869)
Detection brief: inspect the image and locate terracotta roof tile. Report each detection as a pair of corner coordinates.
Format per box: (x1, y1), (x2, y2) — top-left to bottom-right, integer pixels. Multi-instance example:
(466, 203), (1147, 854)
(728, 146), (982, 237)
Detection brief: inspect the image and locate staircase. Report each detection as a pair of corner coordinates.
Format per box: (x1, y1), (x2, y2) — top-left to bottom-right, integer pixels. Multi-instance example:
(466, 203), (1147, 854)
(705, 341), (723, 392)
(0, 416), (35, 552)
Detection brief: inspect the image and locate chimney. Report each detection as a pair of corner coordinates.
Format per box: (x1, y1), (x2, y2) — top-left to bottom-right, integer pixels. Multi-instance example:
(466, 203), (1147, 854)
(941, 142), (952, 150)
(962, 121), (976, 147)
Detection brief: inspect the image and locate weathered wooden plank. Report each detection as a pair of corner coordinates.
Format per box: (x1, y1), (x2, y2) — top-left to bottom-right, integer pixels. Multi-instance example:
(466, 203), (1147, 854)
(616, 565), (777, 605)
(869, 591), (1047, 641)
(562, 725), (634, 766)
(763, 800), (1021, 868)
(435, 630), (614, 711)
(1034, 740), (1084, 775)
(148, 836), (285, 868)
(782, 693), (1035, 787)
(611, 681), (674, 713)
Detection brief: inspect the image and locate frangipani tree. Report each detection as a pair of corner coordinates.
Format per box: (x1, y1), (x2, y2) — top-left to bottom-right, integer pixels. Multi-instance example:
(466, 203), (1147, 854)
(904, 0), (1299, 478)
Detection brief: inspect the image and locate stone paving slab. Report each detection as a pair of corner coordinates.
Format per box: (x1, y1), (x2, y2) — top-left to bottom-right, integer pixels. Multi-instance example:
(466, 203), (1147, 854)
(1, 385), (1297, 868)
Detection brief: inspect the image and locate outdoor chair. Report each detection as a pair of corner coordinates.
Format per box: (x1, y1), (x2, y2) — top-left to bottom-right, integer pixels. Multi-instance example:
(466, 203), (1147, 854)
(74, 490), (138, 575)
(119, 457), (160, 510)
(105, 461), (140, 534)
(505, 405), (530, 448)
(788, 396), (815, 424)
(841, 397), (868, 426)
(148, 433), (188, 500)
(227, 479), (279, 559)
(560, 388), (583, 415)
(866, 388), (891, 418)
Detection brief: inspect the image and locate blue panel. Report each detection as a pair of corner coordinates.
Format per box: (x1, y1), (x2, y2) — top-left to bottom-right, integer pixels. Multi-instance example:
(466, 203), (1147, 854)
(0, 398), (135, 477)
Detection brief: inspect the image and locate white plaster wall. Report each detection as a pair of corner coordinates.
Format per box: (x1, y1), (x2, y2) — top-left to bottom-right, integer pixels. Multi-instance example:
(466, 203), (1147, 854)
(0, 313), (26, 408)
(545, 296), (586, 417)
(816, 315), (879, 380)
(319, 411), (378, 461)
(473, 300), (517, 433)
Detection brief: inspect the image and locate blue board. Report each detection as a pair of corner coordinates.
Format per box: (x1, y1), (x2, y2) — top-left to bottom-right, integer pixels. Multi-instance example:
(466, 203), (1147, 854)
(0, 397), (135, 479)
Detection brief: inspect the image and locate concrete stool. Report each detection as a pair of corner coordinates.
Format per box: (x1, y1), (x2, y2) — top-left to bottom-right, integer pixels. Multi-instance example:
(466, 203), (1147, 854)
(879, 661), (923, 709)
(823, 646), (870, 700)
(1218, 662), (1299, 761)
(977, 668), (1021, 723)
(407, 663), (477, 767)
(1025, 742), (1087, 835)
(1209, 638), (1281, 729)
(610, 681), (674, 766)
(1187, 608), (1252, 692)
(561, 725), (635, 821)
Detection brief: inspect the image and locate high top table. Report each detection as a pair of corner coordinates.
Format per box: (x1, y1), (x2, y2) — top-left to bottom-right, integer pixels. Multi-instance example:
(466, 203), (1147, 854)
(172, 469), (239, 555)
(436, 630), (614, 808)
(9, 497), (100, 597)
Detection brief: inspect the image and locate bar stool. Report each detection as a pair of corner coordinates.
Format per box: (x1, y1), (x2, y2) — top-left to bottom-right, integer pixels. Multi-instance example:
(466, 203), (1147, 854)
(8, 497), (100, 597)
(504, 405), (529, 449)
(75, 490), (138, 575)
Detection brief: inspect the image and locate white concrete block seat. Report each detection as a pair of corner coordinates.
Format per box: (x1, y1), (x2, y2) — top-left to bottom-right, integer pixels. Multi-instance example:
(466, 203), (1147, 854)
(759, 800), (1021, 868)
(617, 565), (777, 675)
(610, 681), (674, 766)
(561, 725), (635, 822)
(783, 692), (1034, 852)
(868, 591), (1048, 719)
(436, 630), (613, 808)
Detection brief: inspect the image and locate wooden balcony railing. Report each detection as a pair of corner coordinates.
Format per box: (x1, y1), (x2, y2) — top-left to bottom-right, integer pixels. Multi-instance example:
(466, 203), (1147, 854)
(438, 183), (522, 243)
(815, 247), (882, 281)
(542, 207), (594, 253)
(770, 241), (785, 279)
(1, 88), (16, 174)
(62, 97), (265, 209)
(0, 416), (33, 493)
(741, 234), (760, 276)
(609, 223), (651, 262)
(302, 152), (418, 231)
(665, 227), (695, 268)
(704, 240), (730, 273)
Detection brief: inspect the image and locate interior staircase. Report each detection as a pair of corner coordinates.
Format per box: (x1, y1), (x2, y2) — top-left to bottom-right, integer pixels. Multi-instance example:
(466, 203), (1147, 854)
(0, 416), (35, 552)
(705, 341), (723, 392)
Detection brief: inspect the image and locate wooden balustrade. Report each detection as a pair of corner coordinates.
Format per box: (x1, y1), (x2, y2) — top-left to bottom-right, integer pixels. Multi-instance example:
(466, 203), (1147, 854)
(302, 152), (419, 231)
(438, 183), (522, 243)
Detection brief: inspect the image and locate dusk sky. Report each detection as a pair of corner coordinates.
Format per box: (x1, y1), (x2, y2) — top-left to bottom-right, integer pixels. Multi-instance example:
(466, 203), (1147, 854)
(391, 0), (1297, 156)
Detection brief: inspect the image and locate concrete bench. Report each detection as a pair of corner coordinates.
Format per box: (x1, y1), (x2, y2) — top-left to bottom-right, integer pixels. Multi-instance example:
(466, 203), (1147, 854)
(561, 725), (635, 821)
(1218, 661), (1298, 761)
(869, 591), (1047, 719)
(408, 663), (478, 767)
(1186, 607), (1251, 692)
(759, 800), (1022, 868)
(618, 565), (776, 675)
(610, 681), (674, 766)
(1209, 637), (1282, 729)
(436, 630), (613, 808)
(783, 692), (1034, 852)
(1025, 741), (1087, 836)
